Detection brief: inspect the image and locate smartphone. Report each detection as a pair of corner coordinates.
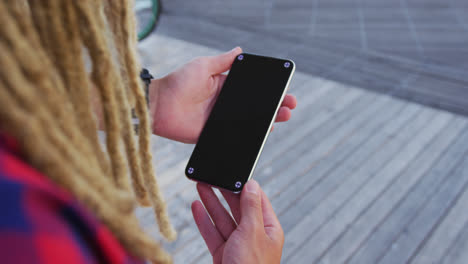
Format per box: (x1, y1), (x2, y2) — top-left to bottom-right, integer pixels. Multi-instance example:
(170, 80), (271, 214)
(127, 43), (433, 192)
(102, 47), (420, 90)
(185, 53), (295, 192)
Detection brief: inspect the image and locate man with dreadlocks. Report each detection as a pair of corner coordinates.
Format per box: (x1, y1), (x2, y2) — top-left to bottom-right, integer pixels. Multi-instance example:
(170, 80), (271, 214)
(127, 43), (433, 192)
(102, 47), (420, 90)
(0, 1), (297, 264)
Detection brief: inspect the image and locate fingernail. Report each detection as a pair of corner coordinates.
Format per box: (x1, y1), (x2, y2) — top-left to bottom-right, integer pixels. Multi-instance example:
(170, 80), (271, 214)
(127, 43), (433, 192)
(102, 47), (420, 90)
(245, 180), (259, 194)
(230, 47), (239, 53)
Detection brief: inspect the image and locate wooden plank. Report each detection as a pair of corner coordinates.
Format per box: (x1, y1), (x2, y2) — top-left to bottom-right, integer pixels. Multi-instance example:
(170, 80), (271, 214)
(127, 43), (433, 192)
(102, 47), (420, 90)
(274, 101), (418, 231)
(337, 117), (466, 264)
(257, 87), (366, 178)
(408, 155), (468, 264)
(278, 104), (428, 258)
(376, 129), (468, 264)
(441, 220), (468, 264)
(193, 252), (212, 264)
(256, 83), (360, 170)
(260, 93), (391, 200)
(173, 224), (213, 264)
(276, 71), (312, 98)
(260, 78), (350, 146)
(284, 108), (451, 263)
(259, 91), (376, 192)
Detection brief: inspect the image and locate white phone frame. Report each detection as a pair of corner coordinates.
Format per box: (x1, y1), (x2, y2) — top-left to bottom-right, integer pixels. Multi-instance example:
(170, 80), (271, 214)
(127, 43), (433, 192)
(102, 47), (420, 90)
(242, 60), (296, 189)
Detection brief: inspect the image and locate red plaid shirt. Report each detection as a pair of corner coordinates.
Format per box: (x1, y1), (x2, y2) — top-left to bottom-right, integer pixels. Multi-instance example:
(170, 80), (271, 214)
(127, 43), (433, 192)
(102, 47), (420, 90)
(0, 134), (144, 264)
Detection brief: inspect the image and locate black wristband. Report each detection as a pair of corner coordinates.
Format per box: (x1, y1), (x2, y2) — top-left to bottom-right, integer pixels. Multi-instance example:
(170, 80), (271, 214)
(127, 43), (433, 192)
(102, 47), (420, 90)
(132, 68), (154, 133)
(140, 68), (154, 107)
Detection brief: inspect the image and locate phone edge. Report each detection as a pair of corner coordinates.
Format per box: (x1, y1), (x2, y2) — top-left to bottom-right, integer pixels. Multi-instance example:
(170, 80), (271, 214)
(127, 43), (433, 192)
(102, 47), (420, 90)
(245, 60), (296, 184)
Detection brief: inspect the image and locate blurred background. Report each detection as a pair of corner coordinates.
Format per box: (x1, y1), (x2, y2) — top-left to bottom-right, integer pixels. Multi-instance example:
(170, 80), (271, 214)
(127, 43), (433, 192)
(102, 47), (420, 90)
(135, 1), (468, 263)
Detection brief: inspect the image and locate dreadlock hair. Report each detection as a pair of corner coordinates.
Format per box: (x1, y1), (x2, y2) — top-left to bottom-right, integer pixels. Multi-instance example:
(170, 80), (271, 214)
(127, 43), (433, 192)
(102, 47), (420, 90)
(0, 1), (176, 263)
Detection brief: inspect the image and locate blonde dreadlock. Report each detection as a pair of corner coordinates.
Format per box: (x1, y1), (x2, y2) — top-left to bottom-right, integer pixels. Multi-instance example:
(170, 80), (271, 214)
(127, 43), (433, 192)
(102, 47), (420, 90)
(0, 1), (176, 263)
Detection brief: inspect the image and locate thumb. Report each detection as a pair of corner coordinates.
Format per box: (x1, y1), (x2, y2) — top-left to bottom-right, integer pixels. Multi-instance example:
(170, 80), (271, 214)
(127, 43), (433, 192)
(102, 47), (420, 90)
(239, 180), (264, 230)
(207, 47), (243, 74)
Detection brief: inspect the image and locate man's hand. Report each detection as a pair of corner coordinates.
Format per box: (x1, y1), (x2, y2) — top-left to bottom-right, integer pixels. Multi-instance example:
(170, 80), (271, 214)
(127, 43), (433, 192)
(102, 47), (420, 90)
(149, 47), (297, 143)
(192, 181), (284, 264)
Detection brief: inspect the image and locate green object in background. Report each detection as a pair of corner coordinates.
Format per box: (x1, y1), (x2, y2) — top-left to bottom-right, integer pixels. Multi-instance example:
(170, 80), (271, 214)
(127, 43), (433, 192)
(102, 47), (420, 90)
(136, 0), (160, 41)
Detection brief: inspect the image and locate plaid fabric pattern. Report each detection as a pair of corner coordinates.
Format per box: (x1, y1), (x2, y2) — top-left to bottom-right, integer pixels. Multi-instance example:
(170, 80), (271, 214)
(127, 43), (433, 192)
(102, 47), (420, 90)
(0, 134), (144, 264)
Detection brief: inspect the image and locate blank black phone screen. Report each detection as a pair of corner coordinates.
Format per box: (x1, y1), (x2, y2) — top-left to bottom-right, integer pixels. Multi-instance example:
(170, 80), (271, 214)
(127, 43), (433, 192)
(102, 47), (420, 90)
(185, 53), (294, 192)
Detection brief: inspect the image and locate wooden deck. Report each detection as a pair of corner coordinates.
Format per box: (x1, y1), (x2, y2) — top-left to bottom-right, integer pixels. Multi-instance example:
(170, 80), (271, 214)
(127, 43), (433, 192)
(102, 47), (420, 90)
(135, 34), (468, 264)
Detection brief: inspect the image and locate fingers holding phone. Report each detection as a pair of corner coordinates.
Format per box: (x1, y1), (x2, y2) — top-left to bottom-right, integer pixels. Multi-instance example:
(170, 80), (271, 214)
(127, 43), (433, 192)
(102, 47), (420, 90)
(191, 181), (284, 264)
